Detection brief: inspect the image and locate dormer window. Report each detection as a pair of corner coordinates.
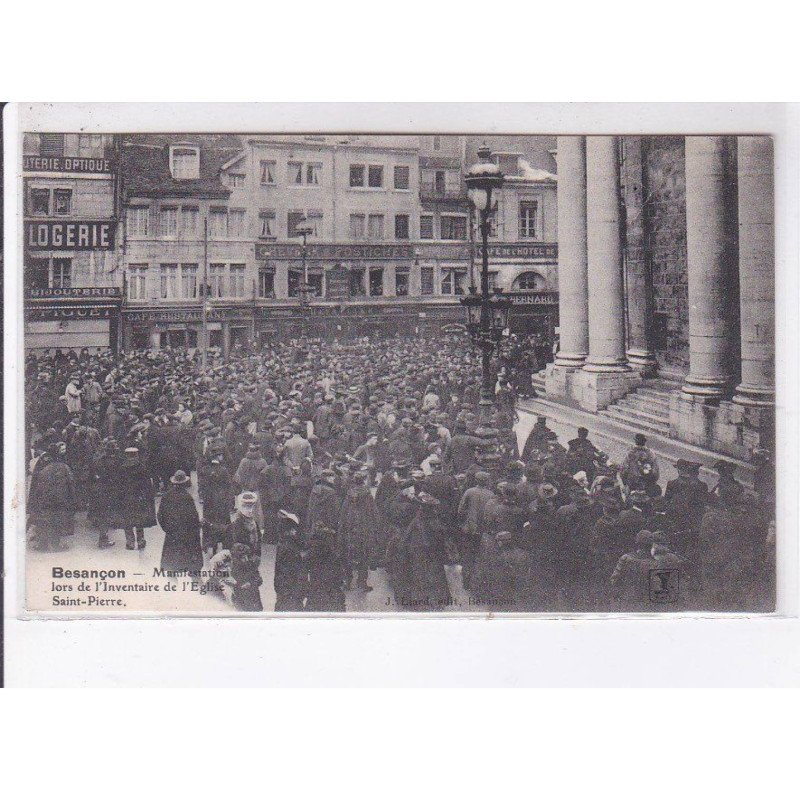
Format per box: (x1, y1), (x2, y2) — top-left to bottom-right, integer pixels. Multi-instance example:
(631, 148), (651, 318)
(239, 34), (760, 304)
(169, 144), (200, 180)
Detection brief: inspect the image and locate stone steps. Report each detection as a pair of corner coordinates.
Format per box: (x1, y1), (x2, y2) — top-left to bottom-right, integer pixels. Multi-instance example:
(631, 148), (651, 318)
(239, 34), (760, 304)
(598, 406), (671, 437)
(531, 370), (547, 395)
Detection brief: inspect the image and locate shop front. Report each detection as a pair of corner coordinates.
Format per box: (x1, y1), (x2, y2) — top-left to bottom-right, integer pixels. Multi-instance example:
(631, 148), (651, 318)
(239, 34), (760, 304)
(24, 287), (122, 353)
(121, 306), (254, 354)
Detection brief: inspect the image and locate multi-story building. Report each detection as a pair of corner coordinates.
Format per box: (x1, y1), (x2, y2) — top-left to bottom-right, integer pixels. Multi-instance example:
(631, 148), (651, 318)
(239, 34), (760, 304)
(115, 133), (560, 349)
(22, 133), (122, 351)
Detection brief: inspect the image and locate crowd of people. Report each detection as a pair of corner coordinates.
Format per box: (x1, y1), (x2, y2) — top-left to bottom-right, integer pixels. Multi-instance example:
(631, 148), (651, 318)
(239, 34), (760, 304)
(25, 335), (776, 612)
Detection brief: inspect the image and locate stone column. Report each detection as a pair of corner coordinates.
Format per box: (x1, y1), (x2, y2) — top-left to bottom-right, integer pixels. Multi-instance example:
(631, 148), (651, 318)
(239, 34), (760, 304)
(682, 136), (736, 398)
(554, 136), (589, 367)
(584, 136), (628, 372)
(734, 136), (774, 406)
(621, 136), (657, 373)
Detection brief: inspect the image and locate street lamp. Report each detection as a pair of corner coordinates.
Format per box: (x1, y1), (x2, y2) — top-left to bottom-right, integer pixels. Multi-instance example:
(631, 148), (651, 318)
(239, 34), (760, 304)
(294, 220), (315, 335)
(461, 143), (505, 422)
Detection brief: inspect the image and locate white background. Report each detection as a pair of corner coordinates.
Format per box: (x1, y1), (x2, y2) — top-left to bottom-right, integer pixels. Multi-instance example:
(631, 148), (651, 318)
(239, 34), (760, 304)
(2, 2), (799, 795)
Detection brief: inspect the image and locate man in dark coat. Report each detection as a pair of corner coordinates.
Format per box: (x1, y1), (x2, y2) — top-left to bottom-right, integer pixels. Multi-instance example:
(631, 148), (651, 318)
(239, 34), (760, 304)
(201, 457), (237, 556)
(157, 470), (203, 575)
(28, 441), (77, 552)
(521, 415), (558, 462)
(663, 459), (709, 560)
(337, 469), (381, 590)
(87, 438), (121, 549)
(227, 492), (263, 611)
(566, 427), (599, 482)
(470, 530), (532, 610)
(117, 447), (157, 550)
(305, 470), (342, 538)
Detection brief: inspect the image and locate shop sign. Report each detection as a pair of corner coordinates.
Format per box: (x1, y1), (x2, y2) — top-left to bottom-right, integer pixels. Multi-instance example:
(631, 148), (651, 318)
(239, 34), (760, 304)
(255, 243), (415, 261)
(26, 306), (114, 321)
(25, 220), (115, 250)
(26, 286), (122, 300)
(23, 154), (115, 174)
(124, 307), (252, 323)
(508, 291), (559, 306)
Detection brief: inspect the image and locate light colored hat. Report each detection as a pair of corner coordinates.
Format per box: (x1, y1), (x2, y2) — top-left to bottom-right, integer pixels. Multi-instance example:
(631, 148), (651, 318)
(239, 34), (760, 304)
(170, 470), (191, 485)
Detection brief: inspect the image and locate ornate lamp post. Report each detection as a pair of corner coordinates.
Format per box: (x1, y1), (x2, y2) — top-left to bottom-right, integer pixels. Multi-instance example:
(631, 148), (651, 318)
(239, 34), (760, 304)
(294, 220), (315, 335)
(461, 144), (510, 422)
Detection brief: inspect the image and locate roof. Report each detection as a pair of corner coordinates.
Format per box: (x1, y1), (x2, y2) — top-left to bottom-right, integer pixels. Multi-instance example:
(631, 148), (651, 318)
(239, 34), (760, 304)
(121, 134), (245, 200)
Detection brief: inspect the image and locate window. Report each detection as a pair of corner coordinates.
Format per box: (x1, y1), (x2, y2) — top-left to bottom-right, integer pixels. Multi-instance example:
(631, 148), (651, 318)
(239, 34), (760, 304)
(368, 214), (384, 240)
(306, 163), (321, 185)
(160, 207), (177, 238)
(209, 207), (228, 239)
(307, 272), (324, 297)
(78, 134), (104, 155)
(53, 189), (72, 215)
(420, 215), (434, 239)
(433, 135), (441, 151)
(128, 265), (148, 300)
(350, 269), (366, 296)
(52, 258), (72, 289)
(229, 264), (246, 297)
(209, 263), (226, 298)
(349, 214), (365, 240)
(368, 165), (384, 188)
(369, 268), (384, 297)
(228, 173), (245, 188)
(394, 214), (409, 240)
(160, 264), (178, 299)
(513, 271), (545, 290)
(393, 165), (410, 190)
(258, 268), (275, 298)
(441, 215), (467, 240)
(260, 160), (276, 184)
(259, 210), (276, 238)
(519, 201), (539, 238)
(288, 161), (303, 185)
(288, 269), (301, 298)
(30, 188), (50, 215)
(306, 211), (322, 237)
(420, 267), (434, 295)
(229, 208), (246, 238)
(287, 211), (306, 238)
(441, 268), (467, 296)
(40, 134), (65, 157)
(128, 206), (149, 237)
(181, 206), (198, 237)
(434, 171), (446, 195)
(181, 264), (198, 298)
(170, 145), (200, 179)
(349, 164), (365, 187)
(395, 269), (409, 297)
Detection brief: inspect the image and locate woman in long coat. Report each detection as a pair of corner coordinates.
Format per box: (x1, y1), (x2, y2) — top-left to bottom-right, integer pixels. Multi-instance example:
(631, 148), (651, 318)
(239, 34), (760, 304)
(28, 443), (77, 552)
(157, 470), (203, 574)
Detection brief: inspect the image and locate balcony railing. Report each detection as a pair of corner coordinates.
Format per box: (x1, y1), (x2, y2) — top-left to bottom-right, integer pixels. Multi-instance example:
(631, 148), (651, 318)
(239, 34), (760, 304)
(419, 182), (467, 202)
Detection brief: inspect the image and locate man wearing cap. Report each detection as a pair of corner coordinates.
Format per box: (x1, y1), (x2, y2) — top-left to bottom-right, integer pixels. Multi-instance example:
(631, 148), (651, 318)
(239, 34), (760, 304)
(63, 374), (83, 414)
(157, 470), (203, 576)
(116, 447), (156, 551)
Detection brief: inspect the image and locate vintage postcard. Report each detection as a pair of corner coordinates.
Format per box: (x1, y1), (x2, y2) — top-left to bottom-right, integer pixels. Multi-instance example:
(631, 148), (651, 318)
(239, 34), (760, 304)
(6, 108), (777, 617)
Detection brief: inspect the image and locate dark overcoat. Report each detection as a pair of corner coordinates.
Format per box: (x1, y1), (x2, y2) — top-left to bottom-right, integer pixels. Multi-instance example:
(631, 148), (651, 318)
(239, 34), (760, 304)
(157, 486), (203, 573)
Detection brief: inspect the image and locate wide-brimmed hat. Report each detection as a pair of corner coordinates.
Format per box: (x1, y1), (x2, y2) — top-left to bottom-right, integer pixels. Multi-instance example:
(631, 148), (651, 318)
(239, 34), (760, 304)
(170, 470), (191, 485)
(538, 483), (558, 500)
(413, 491), (440, 507)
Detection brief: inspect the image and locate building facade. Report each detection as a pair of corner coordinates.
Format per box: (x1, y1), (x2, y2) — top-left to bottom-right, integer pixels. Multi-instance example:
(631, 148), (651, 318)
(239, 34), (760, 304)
(544, 135), (774, 459)
(113, 133), (559, 349)
(22, 133), (122, 351)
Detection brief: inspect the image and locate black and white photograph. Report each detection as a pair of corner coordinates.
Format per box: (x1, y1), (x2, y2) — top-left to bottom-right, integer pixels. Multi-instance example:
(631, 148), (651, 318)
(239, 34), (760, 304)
(10, 122), (777, 616)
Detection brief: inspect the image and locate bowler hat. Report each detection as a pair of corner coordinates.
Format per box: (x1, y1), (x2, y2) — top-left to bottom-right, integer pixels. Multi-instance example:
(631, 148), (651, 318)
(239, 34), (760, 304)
(170, 470), (191, 485)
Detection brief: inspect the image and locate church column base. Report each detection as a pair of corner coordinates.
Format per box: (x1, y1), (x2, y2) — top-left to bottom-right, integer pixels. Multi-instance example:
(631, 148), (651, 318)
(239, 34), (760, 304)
(571, 369), (641, 412)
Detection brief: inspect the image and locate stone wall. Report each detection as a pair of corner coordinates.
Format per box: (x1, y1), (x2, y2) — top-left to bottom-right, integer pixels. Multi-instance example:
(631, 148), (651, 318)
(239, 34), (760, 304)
(641, 136), (689, 376)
